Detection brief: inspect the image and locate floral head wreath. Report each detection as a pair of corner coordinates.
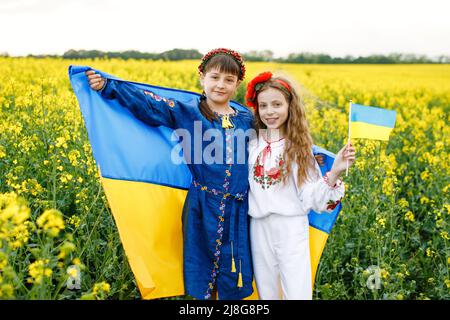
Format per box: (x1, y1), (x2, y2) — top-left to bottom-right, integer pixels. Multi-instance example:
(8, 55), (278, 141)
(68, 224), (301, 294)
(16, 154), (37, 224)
(198, 48), (246, 81)
(245, 71), (291, 109)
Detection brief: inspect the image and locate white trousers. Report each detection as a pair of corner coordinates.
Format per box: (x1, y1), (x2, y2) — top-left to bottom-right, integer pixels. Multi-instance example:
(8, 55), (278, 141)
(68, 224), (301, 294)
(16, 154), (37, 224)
(250, 214), (312, 300)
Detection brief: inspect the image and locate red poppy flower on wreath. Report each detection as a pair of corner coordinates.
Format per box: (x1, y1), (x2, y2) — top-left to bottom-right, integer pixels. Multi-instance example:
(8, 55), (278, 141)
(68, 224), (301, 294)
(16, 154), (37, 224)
(197, 48), (246, 81)
(245, 71), (273, 109)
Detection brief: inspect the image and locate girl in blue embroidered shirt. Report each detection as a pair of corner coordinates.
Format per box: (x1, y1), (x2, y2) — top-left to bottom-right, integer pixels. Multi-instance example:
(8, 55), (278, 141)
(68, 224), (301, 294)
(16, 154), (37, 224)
(245, 72), (356, 300)
(85, 49), (255, 300)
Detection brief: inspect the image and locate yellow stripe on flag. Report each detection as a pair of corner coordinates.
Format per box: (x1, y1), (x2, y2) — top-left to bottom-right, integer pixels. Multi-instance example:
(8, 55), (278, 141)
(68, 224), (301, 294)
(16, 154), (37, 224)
(350, 121), (394, 141)
(243, 280), (260, 300)
(100, 177), (334, 299)
(309, 226), (329, 288)
(101, 177), (187, 299)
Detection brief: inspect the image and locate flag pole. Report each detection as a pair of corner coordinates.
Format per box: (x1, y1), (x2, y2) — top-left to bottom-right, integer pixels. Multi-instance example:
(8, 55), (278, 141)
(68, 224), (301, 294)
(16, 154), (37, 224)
(346, 100), (352, 176)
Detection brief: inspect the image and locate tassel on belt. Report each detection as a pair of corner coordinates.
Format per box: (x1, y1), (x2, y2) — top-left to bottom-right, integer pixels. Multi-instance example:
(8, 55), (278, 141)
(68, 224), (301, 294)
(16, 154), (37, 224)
(192, 180), (247, 288)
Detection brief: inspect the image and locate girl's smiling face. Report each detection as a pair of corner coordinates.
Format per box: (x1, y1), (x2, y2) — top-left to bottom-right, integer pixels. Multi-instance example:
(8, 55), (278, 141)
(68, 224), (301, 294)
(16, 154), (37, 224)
(200, 68), (240, 106)
(257, 87), (289, 132)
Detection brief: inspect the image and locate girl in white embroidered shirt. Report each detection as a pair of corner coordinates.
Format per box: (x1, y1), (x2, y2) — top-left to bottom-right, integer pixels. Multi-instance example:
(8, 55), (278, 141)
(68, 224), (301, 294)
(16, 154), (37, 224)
(245, 72), (356, 300)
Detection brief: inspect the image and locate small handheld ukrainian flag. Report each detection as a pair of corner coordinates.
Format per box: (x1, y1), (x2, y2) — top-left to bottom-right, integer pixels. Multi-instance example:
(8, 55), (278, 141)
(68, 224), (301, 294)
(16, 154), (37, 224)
(345, 101), (397, 175)
(349, 102), (397, 141)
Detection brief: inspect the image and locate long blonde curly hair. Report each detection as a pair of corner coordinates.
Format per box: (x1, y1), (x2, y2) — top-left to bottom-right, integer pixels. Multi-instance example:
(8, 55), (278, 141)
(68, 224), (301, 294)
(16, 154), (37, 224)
(253, 76), (315, 186)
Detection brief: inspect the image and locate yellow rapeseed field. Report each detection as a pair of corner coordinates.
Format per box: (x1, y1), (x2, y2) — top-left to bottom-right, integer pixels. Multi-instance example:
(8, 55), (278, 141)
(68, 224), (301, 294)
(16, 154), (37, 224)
(0, 57), (449, 299)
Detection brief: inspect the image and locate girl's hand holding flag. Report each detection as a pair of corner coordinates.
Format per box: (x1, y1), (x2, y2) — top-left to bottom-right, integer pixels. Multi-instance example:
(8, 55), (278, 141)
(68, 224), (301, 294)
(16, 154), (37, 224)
(327, 143), (356, 186)
(86, 70), (105, 91)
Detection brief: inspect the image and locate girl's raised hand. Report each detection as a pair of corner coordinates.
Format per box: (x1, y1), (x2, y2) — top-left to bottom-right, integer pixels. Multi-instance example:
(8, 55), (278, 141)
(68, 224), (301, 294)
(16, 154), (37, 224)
(85, 70), (105, 91)
(331, 143), (356, 175)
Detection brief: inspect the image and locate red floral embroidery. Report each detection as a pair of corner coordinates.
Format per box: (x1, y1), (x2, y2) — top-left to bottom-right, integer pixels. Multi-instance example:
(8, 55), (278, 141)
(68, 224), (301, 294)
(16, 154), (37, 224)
(326, 199), (341, 211)
(253, 153), (286, 189)
(267, 168), (280, 180)
(143, 90), (175, 108)
(254, 165), (264, 177)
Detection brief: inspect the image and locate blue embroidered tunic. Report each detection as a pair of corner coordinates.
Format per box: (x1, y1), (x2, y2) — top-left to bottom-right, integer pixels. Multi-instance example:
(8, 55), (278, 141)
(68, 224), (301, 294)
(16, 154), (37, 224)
(99, 79), (254, 300)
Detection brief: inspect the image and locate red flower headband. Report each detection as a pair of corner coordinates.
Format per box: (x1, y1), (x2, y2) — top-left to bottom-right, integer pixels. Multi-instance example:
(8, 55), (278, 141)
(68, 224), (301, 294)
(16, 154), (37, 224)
(245, 71), (291, 109)
(198, 48), (246, 80)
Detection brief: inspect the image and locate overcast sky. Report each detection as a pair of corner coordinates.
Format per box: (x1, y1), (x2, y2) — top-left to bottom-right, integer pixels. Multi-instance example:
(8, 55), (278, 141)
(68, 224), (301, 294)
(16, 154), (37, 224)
(1, 0), (449, 57)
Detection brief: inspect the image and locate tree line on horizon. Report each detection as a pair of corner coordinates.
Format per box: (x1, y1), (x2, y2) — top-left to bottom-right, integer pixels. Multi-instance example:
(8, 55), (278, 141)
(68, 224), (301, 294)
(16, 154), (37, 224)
(2, 48), (449, 64)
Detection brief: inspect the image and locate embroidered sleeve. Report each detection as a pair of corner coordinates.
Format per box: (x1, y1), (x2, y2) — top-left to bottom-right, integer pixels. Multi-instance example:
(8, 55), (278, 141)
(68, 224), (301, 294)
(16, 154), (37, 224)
(100, 78), (185, 129)
(298, 171), (345, 214)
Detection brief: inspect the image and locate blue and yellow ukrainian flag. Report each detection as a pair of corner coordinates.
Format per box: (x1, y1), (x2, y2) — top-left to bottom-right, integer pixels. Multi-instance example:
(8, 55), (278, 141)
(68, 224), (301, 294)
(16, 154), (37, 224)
(69, 65), (343, 299)
(350, 103), (397, 141)
(309, 146), (343, 288)
(69, 65), (192, 299)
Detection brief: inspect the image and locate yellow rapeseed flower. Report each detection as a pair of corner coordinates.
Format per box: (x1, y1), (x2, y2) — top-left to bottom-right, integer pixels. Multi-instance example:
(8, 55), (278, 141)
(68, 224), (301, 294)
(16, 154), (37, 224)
(68, 150), (81, 167)
(426, 247), (436, 258)
(0, 284), (14, 299)
(404, 211), (415, 222)
(81, 281), (111, 300)
(398, 198), (409, 209)
(28, 259), (52, 284)
(93, 281), (110, 295)
(380, 269), (389, 279)
(440, 231), (449, 241)
(444, 204), (450, 214)
(55, 137), (68, 149)
(36, 209), (65, 237)
(396, 293), (404, 300)
(0, 251), (7, 270)
(420, 170), (430, 181)
(0, 146), (6, 159)
(376, 216), (386, 228)
(57, 241), (76, 260)
(59, 173), (73, 184)
(68, 215), (81, 228)
(445, 279), (450, 289)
